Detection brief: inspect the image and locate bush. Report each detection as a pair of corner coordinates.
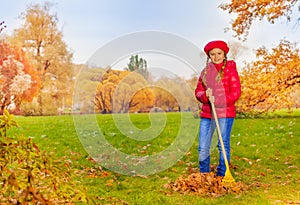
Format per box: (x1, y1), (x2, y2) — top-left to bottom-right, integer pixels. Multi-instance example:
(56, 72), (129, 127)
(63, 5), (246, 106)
(0, 110), (90, 204)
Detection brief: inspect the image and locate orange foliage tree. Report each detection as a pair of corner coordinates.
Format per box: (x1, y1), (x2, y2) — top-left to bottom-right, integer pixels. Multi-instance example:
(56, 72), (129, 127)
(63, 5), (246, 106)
(94, 69), (154, 113)
(94, 69), (124, 113)
(236, 40), (300, 113)
(10, 2), (73, 115)
(220, 0), (300, 114)
(219, 0), (300, 40)
(113, 72), (154, 113)
(153, 76), (196, 112)
(0, 41), (40, 112)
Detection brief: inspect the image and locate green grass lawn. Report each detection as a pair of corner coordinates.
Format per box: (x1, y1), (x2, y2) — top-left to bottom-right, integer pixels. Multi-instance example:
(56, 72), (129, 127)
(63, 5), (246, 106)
(8, 111), (300, 205)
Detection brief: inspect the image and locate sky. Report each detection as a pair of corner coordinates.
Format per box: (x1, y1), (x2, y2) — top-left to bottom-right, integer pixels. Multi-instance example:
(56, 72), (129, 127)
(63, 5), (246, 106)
(1, 0), (300, 78)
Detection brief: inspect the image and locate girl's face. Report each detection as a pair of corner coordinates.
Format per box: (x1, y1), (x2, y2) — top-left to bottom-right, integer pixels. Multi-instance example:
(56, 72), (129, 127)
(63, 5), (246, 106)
(208, 48), (225, 64)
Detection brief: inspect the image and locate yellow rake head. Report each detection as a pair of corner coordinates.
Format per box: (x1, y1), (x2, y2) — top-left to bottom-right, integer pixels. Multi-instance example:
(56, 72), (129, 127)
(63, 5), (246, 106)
(222, 169), (235, 186)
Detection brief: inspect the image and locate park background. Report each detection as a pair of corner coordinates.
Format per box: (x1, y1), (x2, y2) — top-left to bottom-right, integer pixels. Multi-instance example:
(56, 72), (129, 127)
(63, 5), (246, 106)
(0, 0), (299, 204)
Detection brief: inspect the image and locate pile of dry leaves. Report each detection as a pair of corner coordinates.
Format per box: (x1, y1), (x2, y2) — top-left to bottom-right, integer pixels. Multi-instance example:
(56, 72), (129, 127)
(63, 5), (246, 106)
(168, 172), (248, 197)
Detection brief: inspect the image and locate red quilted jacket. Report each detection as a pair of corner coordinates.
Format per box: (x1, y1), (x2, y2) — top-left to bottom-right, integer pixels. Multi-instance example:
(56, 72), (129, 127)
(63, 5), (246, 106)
(195, 60), (241, 118)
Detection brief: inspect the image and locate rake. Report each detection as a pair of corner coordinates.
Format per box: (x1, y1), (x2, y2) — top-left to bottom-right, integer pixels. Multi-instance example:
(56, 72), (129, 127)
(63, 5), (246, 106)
(210, 97), (235, 184)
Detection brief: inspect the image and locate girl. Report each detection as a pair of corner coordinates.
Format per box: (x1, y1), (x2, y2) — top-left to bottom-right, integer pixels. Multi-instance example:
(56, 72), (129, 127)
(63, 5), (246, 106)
(195, 40), (241, 176)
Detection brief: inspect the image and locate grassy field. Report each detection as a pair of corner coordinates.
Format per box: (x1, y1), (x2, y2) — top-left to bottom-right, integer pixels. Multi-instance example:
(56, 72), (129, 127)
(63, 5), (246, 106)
(8, 111), (300, 205)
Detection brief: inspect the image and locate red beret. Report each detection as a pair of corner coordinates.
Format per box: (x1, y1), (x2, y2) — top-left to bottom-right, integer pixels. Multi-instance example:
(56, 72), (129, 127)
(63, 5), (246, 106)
(204, 40), (229, 55)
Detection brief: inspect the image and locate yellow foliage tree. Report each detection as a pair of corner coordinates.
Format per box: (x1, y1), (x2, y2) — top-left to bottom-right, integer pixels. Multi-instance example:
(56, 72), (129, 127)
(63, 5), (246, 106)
(94, 69), (154, 113)
(153, 76), (195, 112)
(152, 87), (176, 111)
(220, 0), (300, 114)
(219, 0), (299, 40)
(10, 2), (73, 115)
(236, 40), (300, 113)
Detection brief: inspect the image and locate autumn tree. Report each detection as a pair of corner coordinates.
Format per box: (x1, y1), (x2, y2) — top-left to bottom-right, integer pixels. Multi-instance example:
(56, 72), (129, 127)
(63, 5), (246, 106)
(113, 71), (154, 113)
(236, 40), (300, 113)
(9, 2), (73, 115)
(94, 69), (154, 113)
(153, 76), (196, 112)
(220, 0), (300, 114)
(94, 69), (127, 113)
(153, 78), (179, 111)
(72, 65), (105, 113)
(152, 86), (178, 111)
(0, 41), (40, 113)
(219, 0), (300, 40)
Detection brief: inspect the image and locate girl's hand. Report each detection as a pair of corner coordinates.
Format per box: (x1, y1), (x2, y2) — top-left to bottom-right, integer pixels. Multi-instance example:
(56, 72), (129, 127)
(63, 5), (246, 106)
(206, 88), (215, 103)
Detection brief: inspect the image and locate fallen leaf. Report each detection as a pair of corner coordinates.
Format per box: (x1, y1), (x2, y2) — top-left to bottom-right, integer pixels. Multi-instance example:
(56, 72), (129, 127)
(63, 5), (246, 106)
(168, 172), (248, 197)
(106, 179), (114, 187)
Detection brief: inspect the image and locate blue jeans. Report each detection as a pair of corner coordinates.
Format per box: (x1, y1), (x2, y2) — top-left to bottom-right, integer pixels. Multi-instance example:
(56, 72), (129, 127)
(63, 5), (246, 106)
(198, 117), (234, 176)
